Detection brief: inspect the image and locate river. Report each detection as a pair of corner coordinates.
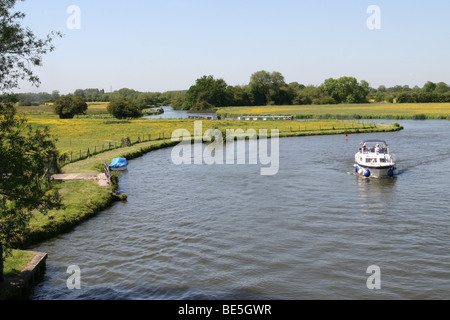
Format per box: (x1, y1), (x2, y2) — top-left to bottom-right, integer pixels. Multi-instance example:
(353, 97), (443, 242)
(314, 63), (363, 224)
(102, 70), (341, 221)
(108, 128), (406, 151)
(29, 120), (450, 300)
(144, 106), (217, 119)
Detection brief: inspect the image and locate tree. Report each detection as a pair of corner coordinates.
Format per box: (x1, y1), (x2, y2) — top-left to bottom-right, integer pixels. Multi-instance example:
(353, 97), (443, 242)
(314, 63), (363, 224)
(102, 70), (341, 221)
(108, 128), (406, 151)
(0, 0), (61, 92)
(51, 90), (60, 101)
(422, 81), (437, 93)
(226, 85), (252, 107)
(320, 77), (369, 104)
(53, 95), (88, 119)
(377, 85), (387, 92)
(435, 82), (450, 94)
(0, 103), (61, 281)
(0, 2), (61, 281)
(107, 99), (143, 119)
(249, 71), (286, 105)
(185, 75), (230, 110)
(136, 92), (161, 109)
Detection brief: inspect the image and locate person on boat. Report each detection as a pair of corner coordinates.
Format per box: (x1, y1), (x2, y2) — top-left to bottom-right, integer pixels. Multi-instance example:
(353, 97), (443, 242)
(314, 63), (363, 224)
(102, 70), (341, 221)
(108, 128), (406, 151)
(375, 144), (380, 153)
(360, 142), (367, 152)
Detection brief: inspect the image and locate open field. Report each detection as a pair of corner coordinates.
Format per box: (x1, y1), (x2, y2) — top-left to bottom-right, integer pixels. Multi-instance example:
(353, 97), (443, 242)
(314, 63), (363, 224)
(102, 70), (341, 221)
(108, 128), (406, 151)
(217, 103), (450, 120)
(20, 110), (400, 164)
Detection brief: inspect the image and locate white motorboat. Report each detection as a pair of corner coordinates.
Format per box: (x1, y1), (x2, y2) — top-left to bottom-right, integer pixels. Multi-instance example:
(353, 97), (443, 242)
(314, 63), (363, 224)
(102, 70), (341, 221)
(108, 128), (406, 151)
(354, 140), (396, 178)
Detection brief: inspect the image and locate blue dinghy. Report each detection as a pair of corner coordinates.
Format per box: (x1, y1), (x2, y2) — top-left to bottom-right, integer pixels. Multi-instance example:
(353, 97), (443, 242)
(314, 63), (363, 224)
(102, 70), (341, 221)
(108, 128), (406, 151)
(110, 157), (128, 171)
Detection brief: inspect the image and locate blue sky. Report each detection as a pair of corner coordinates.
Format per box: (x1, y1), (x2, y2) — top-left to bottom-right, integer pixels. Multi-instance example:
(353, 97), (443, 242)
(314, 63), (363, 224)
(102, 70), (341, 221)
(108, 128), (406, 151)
(14, 0), (450, 94)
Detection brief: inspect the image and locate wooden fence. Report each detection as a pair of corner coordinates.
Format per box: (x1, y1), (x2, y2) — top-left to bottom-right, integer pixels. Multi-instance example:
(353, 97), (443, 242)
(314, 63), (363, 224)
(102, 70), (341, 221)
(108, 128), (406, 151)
(57, 122), (378, 167)
(58, 132), (173, 166)
(104, 160), (111, 183)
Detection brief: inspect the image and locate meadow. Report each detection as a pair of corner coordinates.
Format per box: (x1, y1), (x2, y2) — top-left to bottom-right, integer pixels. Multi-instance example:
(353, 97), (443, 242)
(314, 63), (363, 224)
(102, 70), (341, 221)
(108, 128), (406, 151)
(17, 103), (401, 165)
(216, 103), (450, 120)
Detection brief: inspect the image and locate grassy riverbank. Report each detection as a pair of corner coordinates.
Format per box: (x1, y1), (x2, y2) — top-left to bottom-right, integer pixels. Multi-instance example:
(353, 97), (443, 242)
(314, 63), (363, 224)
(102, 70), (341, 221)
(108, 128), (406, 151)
(217, 103), (450, 120)
(3, 250), (34, 278)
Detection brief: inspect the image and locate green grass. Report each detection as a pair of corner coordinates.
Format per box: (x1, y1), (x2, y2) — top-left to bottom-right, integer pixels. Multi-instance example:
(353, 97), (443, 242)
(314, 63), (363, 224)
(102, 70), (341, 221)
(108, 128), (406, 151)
(217, 103), (450, 120)
(3, 250), (34, 278)
(20, 180), (113, 248)
(21, 111), (401, 160)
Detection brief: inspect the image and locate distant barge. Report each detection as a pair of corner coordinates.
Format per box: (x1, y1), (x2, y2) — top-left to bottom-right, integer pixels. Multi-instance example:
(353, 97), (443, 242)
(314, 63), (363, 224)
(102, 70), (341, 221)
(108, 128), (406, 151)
(188, 115), (218, 120)
(237, 116), (293, 121)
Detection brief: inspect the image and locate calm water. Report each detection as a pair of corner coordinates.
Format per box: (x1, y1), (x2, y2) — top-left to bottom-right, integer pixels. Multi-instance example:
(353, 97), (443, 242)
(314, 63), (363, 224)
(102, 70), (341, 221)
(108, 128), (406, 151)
(29, 120), (450, 300)
(144, 106), (216, 119)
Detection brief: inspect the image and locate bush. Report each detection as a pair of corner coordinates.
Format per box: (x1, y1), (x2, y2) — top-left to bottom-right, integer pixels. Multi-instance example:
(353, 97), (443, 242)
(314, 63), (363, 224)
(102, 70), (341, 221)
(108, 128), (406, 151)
(107, 99), (143, 119)
(412, 114), (427, 120)
(53, 95), (88, 119)
(192, 100), (214, 111)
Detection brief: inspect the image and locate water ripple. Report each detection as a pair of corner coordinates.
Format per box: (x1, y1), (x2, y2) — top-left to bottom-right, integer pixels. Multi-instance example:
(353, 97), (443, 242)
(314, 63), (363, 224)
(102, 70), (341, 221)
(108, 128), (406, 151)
(30, 120), (450, 300)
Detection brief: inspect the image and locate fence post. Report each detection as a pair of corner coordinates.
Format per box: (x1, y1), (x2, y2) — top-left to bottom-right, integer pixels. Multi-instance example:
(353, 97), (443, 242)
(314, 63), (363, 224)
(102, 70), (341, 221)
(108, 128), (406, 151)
(104, 160), (111, 183)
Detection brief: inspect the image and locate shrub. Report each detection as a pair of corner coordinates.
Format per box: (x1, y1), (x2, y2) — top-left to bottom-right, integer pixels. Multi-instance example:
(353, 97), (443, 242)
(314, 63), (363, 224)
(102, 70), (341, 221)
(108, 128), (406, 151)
(107, 99), (143, 119)
(53, 95), (88, 119)
(412, 114), (427, 120)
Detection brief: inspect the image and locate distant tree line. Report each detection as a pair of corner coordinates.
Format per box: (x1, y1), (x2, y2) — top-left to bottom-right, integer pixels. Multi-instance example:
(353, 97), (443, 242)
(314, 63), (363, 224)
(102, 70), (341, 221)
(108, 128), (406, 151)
(371, 81), (450, 103)
(2, 73), (450, 111)
(0, 88), (186, 109)
(177, 72), (450, 110)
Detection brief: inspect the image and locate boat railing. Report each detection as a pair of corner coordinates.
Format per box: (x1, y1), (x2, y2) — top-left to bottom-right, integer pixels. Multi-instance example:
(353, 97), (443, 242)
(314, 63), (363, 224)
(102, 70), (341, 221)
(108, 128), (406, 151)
(359, 147), (389, 154)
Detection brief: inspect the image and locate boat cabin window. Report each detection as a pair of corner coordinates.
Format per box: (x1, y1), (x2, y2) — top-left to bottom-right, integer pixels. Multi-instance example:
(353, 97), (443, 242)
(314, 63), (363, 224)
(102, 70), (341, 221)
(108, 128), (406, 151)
(366, 158), (377, 163)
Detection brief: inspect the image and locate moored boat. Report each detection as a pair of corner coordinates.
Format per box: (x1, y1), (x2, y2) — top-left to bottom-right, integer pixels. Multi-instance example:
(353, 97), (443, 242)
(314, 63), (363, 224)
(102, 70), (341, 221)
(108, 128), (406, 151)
(110, 157), (128, 171)
(354, 140), (396, 178)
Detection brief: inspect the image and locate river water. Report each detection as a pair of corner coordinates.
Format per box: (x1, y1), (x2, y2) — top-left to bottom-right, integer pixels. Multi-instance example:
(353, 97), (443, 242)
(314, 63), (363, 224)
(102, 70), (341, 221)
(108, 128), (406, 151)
(144, 106), (217, 119)
(29, 120), (450, 300)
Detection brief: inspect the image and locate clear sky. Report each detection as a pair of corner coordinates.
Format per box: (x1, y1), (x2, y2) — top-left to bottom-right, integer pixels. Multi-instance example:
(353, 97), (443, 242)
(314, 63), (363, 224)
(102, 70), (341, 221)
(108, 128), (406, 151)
(13, 0), (450, 94)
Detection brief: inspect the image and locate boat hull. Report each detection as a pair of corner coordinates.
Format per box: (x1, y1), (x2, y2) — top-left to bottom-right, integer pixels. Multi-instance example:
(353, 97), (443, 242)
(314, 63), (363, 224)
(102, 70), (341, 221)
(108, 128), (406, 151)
(354, 163), (396, 178)
(110, 166), (127, 171)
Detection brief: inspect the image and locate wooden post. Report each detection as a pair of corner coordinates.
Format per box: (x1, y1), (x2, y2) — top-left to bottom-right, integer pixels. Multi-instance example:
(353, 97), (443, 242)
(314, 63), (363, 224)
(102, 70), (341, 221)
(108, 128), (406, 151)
(104, 161), (111, 183)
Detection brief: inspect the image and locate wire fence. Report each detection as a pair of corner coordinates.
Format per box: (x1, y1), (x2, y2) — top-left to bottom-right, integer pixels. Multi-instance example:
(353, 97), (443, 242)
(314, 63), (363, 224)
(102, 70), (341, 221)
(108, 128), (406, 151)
(57, 122), (379, 167)
(58, 132), (173, 167)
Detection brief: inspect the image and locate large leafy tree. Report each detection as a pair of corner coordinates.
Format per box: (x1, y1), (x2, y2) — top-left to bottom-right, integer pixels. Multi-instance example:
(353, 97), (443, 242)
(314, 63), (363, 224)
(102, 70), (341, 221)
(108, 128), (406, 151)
(422, 81), (437, 93)
(0, 104), (62, 282)
(53, 95), (88, 119)
(1, 0), (61, 282)
(249, 70), (287, 106)
(0, 0), (61, 92)
(320, 76), (369, 104)
(185, 75), (230, 110)
(107, 98), (143, 119)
